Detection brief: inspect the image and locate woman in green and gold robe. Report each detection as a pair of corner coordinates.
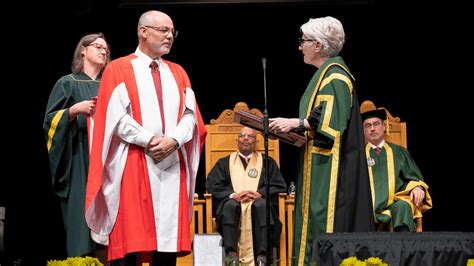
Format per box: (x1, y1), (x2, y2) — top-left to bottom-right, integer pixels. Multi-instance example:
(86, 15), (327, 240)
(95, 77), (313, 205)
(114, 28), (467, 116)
(43, 33), (109, 257)
(269, 17), (374, 265)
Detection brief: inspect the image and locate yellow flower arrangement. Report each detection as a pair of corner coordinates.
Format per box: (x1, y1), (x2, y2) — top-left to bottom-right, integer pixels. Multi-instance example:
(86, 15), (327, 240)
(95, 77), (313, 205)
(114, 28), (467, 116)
(47, 256), (103, 266)
(340, 256), (388, 266)
(340, 256), (366, 265)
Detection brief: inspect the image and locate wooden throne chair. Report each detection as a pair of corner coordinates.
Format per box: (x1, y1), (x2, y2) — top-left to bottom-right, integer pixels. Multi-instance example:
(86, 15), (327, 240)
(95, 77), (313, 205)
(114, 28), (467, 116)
(203, 102), (280, 233)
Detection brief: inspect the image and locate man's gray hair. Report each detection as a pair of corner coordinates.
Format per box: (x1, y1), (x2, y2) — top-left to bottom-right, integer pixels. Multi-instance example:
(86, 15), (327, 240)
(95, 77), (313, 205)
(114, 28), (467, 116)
(137, 11), (154, 37)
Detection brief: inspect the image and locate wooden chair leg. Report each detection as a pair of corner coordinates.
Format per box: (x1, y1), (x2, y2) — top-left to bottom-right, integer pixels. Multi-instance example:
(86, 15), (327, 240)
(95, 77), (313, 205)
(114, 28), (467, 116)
(416, 217), (423, 232)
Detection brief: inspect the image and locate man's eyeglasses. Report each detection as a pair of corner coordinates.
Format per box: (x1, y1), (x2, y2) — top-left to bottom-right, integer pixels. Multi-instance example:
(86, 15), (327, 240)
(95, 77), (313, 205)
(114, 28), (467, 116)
(238, 133), (256, 139)
(364, 121), (382, 129)
(298, 38), (317, 46)
(144, 25), (179, 38)
(88, 43), (109, 54)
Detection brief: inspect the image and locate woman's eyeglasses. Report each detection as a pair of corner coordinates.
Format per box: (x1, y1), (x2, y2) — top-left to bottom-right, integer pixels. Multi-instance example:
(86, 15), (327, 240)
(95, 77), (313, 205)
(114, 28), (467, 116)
(298, 38), (317, 46)
(88, 43), (110, 54)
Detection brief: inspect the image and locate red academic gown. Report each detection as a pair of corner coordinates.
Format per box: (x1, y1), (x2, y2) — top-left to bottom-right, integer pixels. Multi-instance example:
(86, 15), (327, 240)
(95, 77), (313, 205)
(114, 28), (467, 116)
(85, 53), (206, 260)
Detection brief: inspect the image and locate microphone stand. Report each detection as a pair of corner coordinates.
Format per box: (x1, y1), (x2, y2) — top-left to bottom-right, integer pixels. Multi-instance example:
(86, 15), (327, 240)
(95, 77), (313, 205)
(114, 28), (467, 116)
(262, 58), (271, 266)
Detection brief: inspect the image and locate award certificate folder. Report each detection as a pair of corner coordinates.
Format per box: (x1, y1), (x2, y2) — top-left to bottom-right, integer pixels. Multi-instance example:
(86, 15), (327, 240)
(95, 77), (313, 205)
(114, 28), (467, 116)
(234, 110), (307, 147)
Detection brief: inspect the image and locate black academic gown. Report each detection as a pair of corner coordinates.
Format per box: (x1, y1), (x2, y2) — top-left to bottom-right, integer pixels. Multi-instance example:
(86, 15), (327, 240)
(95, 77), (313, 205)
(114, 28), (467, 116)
(205, 154), (287, 254)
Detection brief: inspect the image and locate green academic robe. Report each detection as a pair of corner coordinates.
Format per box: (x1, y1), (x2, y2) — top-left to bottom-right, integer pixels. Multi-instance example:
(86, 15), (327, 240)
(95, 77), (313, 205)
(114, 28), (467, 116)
(293, 57), (374, 265)
(366, 142), (432, 231)
(43, 73), (100, 256)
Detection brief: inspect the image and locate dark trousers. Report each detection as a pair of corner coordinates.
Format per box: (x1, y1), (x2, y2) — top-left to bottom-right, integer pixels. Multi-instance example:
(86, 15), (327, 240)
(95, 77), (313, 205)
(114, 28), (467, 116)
(218, 198), (281, 257)
(110, 251), (177, 266)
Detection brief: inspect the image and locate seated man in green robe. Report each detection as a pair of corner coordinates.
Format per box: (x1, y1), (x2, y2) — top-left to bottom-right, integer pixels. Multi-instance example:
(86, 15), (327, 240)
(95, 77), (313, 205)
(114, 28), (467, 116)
(205, 126), (287, 266)
(362, 109), (432, 232)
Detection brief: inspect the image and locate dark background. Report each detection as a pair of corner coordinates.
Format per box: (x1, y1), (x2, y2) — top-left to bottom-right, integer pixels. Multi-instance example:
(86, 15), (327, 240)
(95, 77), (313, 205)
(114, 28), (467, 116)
(1, 0), (471, 264)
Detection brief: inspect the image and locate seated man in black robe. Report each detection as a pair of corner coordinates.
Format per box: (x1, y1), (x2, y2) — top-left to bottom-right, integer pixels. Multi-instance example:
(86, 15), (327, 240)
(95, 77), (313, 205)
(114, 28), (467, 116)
(206, 126), (287, 266)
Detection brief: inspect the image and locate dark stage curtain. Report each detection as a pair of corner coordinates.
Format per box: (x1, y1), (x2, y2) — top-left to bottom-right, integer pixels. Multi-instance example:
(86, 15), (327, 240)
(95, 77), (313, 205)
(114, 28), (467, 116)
(312, 232), (474, 266)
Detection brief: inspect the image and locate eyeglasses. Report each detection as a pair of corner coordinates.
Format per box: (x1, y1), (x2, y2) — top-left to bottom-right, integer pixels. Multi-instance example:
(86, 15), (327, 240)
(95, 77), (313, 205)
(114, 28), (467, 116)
(144, 25), (179, 38)
(298, 38), (317, 46)
(88, 43), (109, 54)
(364, 121), (382, 129)
(238, 133), (256, 139)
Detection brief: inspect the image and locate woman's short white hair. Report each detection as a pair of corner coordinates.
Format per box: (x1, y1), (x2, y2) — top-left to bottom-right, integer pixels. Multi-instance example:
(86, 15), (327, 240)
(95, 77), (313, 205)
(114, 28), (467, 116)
(300, 16), (345, 58)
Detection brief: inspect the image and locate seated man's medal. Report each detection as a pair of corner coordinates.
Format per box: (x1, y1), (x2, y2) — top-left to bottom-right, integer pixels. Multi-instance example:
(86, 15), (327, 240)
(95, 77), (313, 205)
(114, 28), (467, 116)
(248, 168), (258, 178)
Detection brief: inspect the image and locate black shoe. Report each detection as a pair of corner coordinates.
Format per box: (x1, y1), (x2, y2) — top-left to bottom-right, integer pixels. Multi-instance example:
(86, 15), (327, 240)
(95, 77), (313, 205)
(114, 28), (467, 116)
(256, 255), (266, 266)
(226, 257), (238, 266)
(225, 251), (238, 266)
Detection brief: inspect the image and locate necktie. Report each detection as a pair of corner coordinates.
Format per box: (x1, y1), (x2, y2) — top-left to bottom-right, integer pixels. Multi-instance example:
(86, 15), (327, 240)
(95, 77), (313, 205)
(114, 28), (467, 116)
(375, 147), (381, 155)
(150, 61), (166, 134)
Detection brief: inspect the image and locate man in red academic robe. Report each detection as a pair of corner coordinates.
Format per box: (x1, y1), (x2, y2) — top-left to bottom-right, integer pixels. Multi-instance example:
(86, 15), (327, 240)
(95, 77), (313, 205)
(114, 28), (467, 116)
(85, 10), (206, 266)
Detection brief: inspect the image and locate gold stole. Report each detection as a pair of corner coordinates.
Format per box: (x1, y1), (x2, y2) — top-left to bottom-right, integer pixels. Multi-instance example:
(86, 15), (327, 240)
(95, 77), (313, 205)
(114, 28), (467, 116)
(366, 143), (396, 219)
(229, 152), (262, 266)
